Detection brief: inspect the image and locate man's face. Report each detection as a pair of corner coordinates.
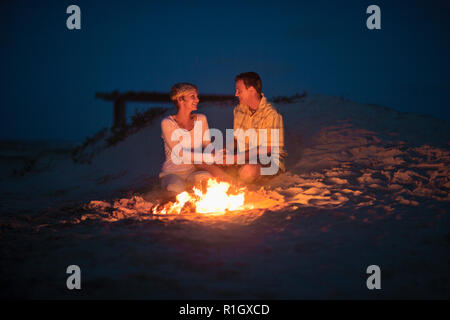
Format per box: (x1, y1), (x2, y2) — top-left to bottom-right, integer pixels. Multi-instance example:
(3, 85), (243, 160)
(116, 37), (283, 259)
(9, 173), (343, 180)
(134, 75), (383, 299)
(235, 80), (251, 105)
(180, 90), (199, 112)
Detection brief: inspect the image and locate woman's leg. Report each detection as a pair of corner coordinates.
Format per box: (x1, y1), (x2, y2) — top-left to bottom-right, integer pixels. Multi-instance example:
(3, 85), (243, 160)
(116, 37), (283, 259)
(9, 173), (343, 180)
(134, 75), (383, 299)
(187, 170), (212, 186)
(161, 174), (186, 194)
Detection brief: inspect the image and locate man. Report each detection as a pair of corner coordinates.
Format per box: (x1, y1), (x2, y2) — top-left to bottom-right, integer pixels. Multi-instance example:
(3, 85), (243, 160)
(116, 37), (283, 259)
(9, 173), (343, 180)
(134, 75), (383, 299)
(225, 72), (287, 183)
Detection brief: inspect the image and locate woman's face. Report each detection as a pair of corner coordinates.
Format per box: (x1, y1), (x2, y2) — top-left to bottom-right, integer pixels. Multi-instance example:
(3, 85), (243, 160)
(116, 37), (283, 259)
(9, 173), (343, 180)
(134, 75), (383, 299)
(180, 90), (199, 112)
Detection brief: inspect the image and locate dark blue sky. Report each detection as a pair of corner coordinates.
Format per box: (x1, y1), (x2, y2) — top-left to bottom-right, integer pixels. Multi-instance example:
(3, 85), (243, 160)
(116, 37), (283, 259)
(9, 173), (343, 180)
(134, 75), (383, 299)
(1, 0), (449, 141)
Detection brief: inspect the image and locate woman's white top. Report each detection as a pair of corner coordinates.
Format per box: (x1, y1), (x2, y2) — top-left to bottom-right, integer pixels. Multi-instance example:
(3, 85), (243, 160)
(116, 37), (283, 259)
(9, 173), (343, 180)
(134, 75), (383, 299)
(160, 113), (210, 177)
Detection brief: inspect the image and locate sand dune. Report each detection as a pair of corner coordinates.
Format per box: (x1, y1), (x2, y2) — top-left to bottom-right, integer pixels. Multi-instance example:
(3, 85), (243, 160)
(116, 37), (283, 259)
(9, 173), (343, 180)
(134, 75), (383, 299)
(1, 95), (449, 299)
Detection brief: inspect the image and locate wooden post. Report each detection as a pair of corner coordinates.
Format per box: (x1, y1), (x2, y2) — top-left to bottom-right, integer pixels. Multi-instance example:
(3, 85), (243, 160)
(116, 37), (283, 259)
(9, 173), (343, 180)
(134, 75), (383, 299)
(113, 98), (126, 128)
(96, 91), (234, 129)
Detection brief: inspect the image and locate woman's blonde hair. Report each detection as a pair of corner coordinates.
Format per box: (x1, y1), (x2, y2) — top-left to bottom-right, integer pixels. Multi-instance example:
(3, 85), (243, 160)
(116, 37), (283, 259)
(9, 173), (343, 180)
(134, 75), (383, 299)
(170, 83), (198, 108)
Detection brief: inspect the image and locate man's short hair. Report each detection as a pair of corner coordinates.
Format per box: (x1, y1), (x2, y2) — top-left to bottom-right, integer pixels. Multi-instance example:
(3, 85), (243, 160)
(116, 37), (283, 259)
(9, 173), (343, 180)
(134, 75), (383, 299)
(170, 83), (198, 107)
(235, 72), (262, 95)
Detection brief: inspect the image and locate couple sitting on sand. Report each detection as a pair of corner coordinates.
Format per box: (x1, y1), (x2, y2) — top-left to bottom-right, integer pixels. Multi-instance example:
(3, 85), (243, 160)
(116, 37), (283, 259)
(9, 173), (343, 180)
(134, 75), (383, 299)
(159, 72), (287, 194)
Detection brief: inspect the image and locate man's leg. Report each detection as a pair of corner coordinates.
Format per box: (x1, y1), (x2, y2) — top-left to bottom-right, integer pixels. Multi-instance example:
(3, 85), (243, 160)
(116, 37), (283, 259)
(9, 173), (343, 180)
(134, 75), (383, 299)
(238, 164), (261, 184)
(195, 164), (235, 183)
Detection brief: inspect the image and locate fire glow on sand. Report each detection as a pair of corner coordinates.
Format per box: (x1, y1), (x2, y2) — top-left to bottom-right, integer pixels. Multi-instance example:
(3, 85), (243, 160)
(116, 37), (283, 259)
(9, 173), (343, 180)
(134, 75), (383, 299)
(83, 171), (367, 224)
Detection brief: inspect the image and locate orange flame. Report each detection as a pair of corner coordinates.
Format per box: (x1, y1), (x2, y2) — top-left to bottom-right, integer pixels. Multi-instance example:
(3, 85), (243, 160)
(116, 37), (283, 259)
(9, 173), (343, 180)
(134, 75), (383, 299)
(152, 178), (250, 215)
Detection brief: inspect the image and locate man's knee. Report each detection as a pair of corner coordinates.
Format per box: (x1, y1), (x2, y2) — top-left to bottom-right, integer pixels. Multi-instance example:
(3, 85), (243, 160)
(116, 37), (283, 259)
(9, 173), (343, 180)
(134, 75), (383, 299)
(239, 164), (261, 183)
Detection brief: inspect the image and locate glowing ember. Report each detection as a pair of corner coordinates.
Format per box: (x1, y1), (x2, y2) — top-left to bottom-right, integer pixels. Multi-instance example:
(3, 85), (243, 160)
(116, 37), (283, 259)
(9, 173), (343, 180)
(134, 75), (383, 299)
(152, 178), (248, 215)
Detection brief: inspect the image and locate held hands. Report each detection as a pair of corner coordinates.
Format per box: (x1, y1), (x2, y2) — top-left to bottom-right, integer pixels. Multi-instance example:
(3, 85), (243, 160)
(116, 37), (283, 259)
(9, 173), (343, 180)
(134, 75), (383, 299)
(215, 148), (236, 165)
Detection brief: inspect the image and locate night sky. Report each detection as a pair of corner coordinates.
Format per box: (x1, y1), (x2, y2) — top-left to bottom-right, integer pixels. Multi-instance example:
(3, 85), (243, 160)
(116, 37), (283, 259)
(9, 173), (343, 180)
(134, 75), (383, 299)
(1, 0), (449, 142)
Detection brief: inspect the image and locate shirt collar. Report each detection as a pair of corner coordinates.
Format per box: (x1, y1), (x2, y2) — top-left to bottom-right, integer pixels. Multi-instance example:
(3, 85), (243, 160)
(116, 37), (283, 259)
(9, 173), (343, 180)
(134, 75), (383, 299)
(245, 93), (267, 115)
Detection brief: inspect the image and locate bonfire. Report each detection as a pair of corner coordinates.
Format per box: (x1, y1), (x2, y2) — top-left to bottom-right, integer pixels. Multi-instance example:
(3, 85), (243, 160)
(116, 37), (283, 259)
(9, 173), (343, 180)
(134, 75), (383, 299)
(152, 178), (252, 215)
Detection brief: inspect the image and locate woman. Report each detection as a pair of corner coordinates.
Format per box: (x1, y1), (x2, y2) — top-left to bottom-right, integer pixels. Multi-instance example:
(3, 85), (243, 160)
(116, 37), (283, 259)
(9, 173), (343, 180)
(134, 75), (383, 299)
(160, 83), (231, 194)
